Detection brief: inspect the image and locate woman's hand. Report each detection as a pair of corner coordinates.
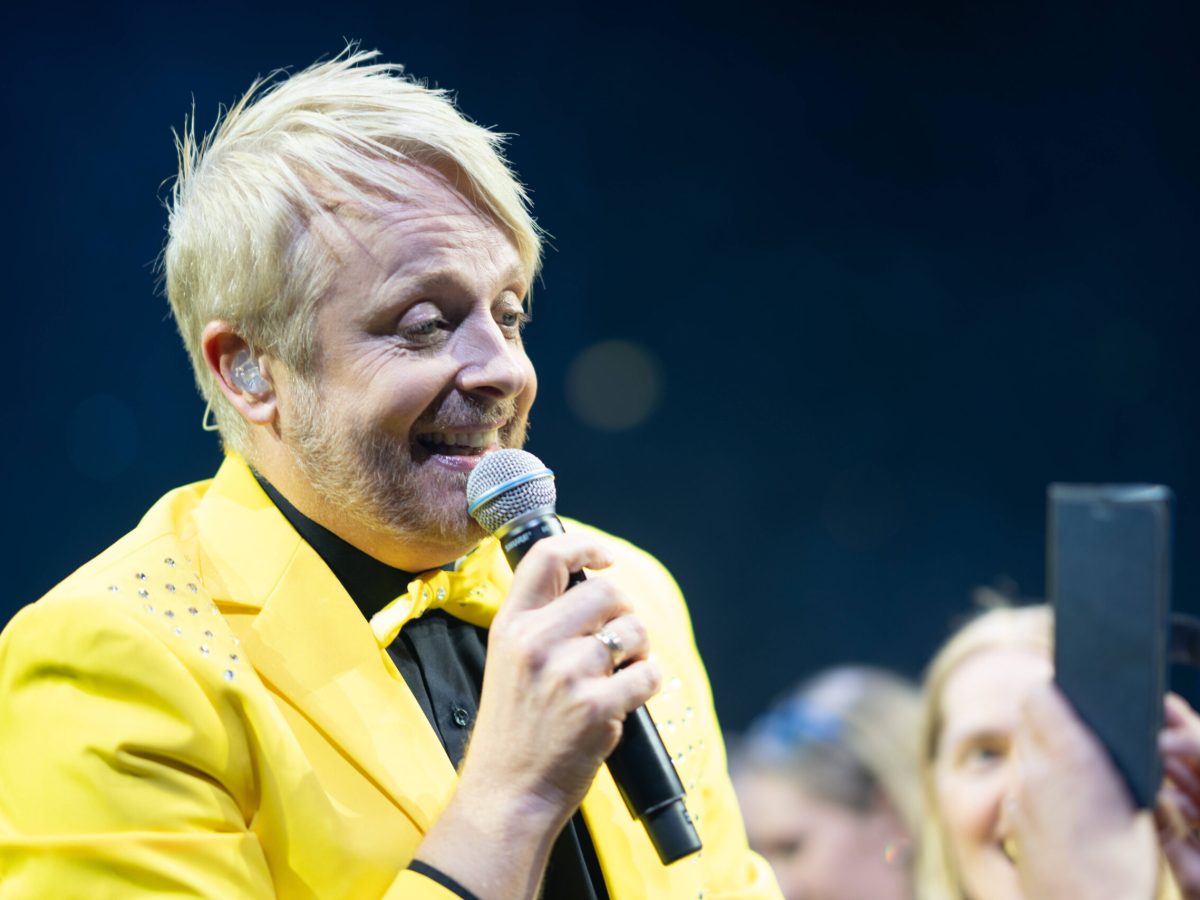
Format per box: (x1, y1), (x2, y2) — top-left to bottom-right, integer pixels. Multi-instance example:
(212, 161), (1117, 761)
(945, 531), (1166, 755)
(1008, 682), (1158, 900)
(1157, 693), (1200, 898)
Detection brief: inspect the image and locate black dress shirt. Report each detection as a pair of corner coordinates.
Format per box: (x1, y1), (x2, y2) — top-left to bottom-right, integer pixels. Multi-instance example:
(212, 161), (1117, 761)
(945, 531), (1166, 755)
(256, 476), (608, 900)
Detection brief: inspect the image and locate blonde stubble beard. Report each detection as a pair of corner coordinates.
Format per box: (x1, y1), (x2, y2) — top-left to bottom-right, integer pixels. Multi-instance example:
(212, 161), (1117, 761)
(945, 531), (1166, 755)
(280, 374), (527, 552)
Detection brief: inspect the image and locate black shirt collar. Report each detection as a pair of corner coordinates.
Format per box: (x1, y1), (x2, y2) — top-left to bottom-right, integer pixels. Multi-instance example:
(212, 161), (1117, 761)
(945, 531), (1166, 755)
(254, 472), (416, 622)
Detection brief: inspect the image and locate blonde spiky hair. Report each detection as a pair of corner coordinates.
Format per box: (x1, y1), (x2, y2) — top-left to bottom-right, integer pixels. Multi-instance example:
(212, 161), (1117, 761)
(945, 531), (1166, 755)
(162, 47), (542, 455)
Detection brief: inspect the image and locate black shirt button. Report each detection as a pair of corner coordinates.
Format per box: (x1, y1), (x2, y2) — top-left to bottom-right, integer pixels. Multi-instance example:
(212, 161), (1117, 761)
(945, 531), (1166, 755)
(451, 705), (471, 728)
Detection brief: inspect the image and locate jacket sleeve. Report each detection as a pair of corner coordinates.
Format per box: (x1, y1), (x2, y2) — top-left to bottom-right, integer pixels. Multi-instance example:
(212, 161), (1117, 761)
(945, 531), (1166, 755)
(660, 570), (782, 900)
(612, 538), (783, 900)
(0, 594), (280, 897)
(0, 596), (459, 900)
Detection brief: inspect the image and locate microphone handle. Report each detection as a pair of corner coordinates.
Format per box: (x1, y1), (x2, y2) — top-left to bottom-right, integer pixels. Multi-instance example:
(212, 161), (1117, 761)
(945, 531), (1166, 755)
(496, 508), (703, 864)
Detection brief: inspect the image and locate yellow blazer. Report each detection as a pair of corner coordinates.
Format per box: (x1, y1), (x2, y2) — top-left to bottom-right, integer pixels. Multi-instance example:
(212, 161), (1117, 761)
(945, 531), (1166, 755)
(0, 456), (779, 899)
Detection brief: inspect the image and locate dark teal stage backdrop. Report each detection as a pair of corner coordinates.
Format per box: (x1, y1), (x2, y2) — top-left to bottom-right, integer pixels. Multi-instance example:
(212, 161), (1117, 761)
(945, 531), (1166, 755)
(5, 0), (1198, 727)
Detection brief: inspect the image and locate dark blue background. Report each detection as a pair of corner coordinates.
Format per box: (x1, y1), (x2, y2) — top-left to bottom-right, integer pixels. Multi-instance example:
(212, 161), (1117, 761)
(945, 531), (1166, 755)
(5, 0), (1197, 729)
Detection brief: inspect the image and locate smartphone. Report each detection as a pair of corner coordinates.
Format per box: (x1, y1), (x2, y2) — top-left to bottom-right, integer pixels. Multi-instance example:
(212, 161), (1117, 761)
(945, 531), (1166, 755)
(1048, 484), (1171, 809)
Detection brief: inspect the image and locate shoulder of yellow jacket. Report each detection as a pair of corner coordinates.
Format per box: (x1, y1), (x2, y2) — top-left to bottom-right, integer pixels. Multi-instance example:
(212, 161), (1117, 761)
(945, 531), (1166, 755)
(6, 474), (247, 694)
(45, 475), (215, 599)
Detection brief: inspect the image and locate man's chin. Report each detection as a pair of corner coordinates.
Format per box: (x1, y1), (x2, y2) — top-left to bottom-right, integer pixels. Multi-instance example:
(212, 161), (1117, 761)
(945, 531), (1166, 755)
(378, 490), (489, 551)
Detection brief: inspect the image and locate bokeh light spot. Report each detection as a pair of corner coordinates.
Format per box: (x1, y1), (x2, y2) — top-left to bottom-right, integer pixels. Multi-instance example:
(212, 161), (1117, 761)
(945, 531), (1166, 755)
(565, 339), (664, 432)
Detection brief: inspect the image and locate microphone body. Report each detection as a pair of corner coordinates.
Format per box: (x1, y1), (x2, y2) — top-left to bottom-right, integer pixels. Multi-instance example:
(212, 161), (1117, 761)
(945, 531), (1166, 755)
(480, 490), (702, 865)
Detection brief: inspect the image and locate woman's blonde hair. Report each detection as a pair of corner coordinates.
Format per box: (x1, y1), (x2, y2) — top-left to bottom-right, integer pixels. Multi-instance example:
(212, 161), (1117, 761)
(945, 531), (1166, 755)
(162, 47), (542, 456)
(915, 602), (1178, 900)
(734, 666), (923, 838)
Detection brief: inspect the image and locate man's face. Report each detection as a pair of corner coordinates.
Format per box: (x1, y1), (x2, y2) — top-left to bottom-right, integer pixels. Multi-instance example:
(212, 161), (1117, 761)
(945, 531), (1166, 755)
(278, 166), (536, 558)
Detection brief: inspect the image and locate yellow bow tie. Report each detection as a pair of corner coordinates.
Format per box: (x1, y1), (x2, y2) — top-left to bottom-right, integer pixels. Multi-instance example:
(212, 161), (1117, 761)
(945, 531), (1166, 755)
(368, 540), (511, 647)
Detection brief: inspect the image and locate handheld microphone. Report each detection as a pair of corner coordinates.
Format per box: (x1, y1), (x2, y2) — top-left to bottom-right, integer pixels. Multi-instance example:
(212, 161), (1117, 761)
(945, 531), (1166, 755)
(467, 449), (702, 865)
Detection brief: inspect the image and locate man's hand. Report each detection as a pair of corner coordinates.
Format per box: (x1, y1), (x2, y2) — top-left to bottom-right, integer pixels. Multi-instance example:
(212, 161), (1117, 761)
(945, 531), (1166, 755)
(1157, 693), (1200, 898)
(1008, 682), (1158, 900)
(414, 532), (661, 899)
(464, 532), (661, 817)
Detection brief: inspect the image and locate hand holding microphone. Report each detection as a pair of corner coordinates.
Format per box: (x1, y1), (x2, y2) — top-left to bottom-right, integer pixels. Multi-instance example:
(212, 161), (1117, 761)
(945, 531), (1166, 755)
(412, 529), (662, 897)
(467, 450), (703, 864)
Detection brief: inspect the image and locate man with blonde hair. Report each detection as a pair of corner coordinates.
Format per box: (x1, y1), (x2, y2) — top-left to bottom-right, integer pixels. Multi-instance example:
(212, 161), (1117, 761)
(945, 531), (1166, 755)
(0, 50), (778, 899)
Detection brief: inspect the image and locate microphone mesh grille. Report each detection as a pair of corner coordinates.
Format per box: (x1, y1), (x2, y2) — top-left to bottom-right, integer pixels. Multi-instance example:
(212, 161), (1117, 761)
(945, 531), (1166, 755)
(466, 449), (558, 534)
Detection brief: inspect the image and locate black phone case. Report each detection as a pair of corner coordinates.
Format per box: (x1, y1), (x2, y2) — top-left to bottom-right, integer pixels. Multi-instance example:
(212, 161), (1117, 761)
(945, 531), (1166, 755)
(1048, 484), (1170, 809)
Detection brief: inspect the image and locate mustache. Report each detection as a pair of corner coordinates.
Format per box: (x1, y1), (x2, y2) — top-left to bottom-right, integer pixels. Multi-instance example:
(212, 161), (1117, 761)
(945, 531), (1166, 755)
(412, 394), (520, 432)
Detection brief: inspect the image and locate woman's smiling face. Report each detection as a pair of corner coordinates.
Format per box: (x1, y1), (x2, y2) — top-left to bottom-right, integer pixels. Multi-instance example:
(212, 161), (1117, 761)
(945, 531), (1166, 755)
(932, 647), (1053, 900)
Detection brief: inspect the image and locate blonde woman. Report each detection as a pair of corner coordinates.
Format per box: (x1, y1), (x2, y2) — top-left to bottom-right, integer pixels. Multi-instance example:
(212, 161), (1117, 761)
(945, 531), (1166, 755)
(733, 666), (922, 900)
(917, 602), (1200, 900)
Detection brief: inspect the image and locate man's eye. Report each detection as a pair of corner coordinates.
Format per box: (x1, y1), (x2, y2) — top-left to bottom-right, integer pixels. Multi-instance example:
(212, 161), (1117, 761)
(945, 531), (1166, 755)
(498, 310), (531, 331)
(400, 318), (447, 341)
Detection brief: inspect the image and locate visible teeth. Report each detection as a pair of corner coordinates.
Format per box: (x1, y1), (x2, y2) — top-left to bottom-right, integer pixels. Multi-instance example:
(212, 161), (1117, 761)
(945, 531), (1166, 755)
(422, 429), (499, 448)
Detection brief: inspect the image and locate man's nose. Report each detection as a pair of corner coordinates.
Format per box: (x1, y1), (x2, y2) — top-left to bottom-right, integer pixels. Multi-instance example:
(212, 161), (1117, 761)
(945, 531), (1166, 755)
(454, 319), (527, 399)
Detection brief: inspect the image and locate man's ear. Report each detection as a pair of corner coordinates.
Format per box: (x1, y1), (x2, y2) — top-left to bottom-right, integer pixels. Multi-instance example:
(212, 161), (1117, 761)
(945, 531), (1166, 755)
(200, 321), (277, 426)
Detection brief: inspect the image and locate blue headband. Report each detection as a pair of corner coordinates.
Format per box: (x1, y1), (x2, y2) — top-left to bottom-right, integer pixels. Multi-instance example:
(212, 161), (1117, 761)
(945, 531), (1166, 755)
(746, 697), (843, 751)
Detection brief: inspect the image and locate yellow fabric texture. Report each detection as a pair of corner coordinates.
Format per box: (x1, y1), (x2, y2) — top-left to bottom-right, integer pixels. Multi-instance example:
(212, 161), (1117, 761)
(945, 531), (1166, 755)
(0, 455), (780, 898)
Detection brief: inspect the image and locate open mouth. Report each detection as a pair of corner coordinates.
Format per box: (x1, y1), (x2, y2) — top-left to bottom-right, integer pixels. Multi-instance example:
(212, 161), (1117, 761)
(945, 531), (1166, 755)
(414, 428), (502, 457)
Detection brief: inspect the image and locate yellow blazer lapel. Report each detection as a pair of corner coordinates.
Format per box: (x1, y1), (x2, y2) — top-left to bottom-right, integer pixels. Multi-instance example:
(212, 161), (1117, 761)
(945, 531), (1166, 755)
(193, 456), (458, 832)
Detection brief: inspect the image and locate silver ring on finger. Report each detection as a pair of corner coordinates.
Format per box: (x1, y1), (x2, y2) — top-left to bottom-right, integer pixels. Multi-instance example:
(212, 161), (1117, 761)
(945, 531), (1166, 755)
(593, 627), (624, 667)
